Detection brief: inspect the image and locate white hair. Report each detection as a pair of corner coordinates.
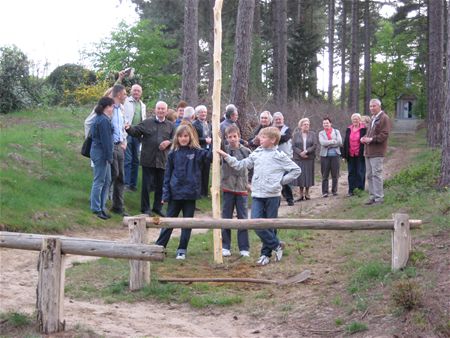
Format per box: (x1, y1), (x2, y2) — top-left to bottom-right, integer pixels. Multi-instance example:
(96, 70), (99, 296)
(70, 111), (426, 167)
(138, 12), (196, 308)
(370, 98), (381, 106)
(351, 113), (362, 120)
(273, 111), (284, 118)
(195, 105), (207, 115)
(155, 101), (168, 109)
(183, 106), (195, 120)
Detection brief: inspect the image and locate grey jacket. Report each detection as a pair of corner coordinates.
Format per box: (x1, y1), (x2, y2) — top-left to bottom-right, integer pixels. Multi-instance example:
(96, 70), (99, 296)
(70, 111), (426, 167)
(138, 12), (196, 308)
(318, 129), (343, 157)
(224, 146), (301, 198)
(221, 144), (251, 193)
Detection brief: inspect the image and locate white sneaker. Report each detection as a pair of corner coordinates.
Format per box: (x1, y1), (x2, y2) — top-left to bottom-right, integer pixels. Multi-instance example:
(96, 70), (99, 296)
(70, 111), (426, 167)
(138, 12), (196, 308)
(222, 248), (232, 257)
(240, 250), (250, 257)
(256, 255), (270, 266)
(274, 242), (285, 262)
(176, 253), (186, 260)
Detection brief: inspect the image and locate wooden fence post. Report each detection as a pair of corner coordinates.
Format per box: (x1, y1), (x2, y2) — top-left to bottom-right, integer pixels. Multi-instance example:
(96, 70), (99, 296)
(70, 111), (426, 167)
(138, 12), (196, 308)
(36, 238), (65, 334)
(391, 213), (411, 271)
(129, 217), (150, 290)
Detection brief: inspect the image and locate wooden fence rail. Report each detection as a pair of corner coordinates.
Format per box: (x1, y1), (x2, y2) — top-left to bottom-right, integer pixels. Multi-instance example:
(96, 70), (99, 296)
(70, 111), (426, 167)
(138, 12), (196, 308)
(0, 231), (164, 334)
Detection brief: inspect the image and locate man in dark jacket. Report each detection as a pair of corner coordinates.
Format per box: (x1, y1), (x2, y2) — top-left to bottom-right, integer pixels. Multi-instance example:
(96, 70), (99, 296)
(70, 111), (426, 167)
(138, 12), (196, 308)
(125, 101), (174, 216)
(361, 98), (391, 205)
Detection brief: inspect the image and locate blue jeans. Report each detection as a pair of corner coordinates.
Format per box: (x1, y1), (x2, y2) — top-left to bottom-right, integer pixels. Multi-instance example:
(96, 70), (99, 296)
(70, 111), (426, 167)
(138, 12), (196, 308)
(155, 199), (196, 255)
(90, 159), (111, 213)
(347, 155), (365, 193)
(251, 196), (280, 257)
(221, 192), (249, 251)
(124, 135), (140, 189)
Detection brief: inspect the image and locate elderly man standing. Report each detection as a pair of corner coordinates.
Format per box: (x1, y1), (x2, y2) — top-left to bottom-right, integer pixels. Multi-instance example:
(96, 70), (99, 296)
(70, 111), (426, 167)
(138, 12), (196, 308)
(273, 112), (294, 206)
(220, 104), (239, 138)
(123, 84), (146, 192)
(193, 105), (212, 197)
(125, 101), (173, 216)
(110, 84), (128, 216)
(361, 99), (391, 205)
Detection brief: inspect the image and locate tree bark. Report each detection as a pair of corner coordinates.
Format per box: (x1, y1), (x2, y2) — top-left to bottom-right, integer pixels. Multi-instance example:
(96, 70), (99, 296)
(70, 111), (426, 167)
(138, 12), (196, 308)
(439, 1), (450, 187)
(348, 0), (360, 114)
(272, 0), (288, 111)
(249, 0), (263, 100)
(363, 0), (371, 115)
(427, 0), (445, 147)
(181, 0), (199, 105)
(230, 0), (255, 131)
(328, 0), (335, 104)
(340, 0), (348, 110)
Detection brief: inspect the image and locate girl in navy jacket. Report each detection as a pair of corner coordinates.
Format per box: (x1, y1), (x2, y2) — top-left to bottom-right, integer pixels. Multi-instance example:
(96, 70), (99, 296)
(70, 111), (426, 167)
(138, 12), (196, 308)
(155, 124), (212, 259)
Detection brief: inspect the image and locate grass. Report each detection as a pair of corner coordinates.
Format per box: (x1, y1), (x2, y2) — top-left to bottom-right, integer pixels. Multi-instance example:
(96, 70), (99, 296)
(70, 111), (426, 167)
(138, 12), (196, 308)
(346, 321), (368, 334)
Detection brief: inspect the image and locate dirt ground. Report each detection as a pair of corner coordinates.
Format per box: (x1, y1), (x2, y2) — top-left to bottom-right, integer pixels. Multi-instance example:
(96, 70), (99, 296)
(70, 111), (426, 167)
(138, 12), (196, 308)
(1, 139), (448, 338)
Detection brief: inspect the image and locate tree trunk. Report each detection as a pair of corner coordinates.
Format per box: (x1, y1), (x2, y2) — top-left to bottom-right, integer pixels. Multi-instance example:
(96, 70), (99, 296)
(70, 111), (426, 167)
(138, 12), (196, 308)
(348, 0), (360, 114)
(363, 0), (371, 115)
(340, 0), (348, 110)
(249, 0), (263, 101)
(328, 0), (335, 104)
(207, 0), (216, 98)
(181, 0), (199, 105)
(427, 0), (445, 147)
(439, 2), (450, 187)
(273, 0), (288, 111)
(230, 0), (255, 130)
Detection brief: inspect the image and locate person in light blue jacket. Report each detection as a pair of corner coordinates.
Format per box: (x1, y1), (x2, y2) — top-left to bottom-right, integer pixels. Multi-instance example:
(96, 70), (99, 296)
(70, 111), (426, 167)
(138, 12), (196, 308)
(217, 126), (301, 266)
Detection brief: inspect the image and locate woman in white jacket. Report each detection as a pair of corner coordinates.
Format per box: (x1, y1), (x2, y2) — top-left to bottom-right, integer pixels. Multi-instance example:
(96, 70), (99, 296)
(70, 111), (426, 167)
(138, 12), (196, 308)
(318, 117), (343, 197)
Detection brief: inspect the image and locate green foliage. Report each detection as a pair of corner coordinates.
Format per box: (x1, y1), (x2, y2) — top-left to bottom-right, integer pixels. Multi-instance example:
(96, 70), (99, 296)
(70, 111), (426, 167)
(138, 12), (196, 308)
(46, 64), (96, 105)
(0, 311), (32, 327)
(334, 318), (344, 326)
(0, 45), (34, 113)
(65, 80), (110, 106)
(391, 279), (422, 311)
(89, 20), (179, 103)
(346, 321), (368, 334)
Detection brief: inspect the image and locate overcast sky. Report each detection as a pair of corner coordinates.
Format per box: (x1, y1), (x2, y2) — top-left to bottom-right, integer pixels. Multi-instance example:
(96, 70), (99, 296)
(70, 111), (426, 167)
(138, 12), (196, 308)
(1, 0), (138, 76)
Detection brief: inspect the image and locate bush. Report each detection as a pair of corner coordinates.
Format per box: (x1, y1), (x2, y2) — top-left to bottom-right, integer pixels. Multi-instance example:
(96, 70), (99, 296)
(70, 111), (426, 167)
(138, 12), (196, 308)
(46, 64), (97, 105)
(0, 45), (34, 113)
(64, 80), (109, 105)
(391, 279), (422, 311)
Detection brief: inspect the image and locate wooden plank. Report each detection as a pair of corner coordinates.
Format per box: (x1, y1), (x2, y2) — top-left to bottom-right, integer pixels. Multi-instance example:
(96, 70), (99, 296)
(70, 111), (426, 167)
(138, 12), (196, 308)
(123, 217), (422, 230)
(129, 218), (150, 290)
(211, 0), (224, 264)
(391, 213), (411, 271)
(0, 232), (164, 261)
(36, 238), (65, 334)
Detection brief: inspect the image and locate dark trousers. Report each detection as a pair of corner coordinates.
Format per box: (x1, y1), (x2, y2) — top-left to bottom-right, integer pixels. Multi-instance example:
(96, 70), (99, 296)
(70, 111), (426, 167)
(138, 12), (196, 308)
(251, 196), (280, 257)
(155, 199), (196, 255)
(347, 156), (366, 193)
(281, 184), (293, 202)
(321, 156), (340, 194)
(141, 166), (164, 213)
(221, 192), (249, 251)
(111, 144), (125, 211)
(124, 135), (140, 189)
(201, 161), (211, 197)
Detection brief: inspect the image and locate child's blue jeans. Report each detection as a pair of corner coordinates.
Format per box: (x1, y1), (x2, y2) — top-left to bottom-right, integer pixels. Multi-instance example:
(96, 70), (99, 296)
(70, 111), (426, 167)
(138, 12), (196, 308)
(221, 192), (249, 251)
(251, 196), (281, 257)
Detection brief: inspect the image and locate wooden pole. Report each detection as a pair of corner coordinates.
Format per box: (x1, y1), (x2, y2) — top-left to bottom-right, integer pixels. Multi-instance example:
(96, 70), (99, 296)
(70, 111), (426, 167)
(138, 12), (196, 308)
(212, 0), (224, 264)
(129, 217), (150, 291)
(0, 232), (164, 261)
(391, 213), (411, 271)
(123, 217), (422, 230)
(36, 238), (65, 334)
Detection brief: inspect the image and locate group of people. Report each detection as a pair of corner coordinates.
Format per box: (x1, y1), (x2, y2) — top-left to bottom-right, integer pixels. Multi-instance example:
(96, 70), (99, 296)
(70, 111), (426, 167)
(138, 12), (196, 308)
(85, 80), (390, 265)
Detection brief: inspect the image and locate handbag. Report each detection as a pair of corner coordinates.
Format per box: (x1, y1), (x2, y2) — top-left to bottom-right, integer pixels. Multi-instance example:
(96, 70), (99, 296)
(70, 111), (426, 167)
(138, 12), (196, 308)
(81, 133), (92, 158)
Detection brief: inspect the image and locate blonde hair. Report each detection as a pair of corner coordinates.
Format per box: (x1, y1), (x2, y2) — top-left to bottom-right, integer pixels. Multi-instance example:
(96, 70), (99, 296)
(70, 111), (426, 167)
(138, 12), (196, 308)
(259, 126), (281, 145)
(298, 118), (310, 128)
(351, 113), (361, 120)
(172, 124), (201, 150)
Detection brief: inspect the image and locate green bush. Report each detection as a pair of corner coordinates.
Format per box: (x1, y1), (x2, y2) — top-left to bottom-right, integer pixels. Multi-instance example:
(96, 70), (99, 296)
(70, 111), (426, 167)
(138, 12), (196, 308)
(391, 279), (422, 311)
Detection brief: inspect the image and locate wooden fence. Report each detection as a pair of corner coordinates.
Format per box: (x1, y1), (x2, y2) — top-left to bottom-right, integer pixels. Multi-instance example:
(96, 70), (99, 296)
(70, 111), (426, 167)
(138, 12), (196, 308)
(0, 231), (164, 334)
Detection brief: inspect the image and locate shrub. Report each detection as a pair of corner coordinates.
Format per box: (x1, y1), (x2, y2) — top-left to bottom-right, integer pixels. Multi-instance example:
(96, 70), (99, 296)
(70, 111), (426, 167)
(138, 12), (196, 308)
(391, 279), (422, 310)
(65, 81), (109, 105)
(346, 321), (368, 334)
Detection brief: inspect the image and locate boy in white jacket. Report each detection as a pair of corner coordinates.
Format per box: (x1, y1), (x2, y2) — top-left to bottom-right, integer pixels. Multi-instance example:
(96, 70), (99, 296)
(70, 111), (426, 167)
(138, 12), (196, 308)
(217, 127), (301, 265)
